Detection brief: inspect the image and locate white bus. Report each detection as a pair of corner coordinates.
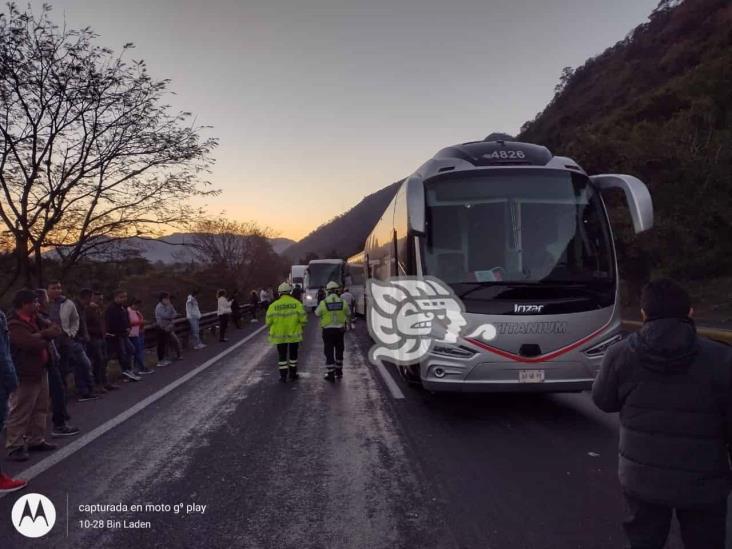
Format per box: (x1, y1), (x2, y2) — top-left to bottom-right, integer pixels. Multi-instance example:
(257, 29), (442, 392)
(289, 265), (307, 288)
(303, 259), (346, 311)
(345, 251), (367, 316)
(362, 136), (653, 392)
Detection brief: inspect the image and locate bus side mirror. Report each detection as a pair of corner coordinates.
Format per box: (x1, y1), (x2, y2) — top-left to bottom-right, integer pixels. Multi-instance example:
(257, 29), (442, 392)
(590, 174), (654, 234)
(406, 176), (426, 235)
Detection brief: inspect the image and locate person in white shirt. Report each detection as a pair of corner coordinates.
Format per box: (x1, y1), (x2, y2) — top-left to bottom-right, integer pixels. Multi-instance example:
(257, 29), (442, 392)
(340, 288), (356, 330)
(259, 288), (270, 311)
(47, 281), (96, 400)
(186, 290), (206, 350)
(217, 289), (233, 342)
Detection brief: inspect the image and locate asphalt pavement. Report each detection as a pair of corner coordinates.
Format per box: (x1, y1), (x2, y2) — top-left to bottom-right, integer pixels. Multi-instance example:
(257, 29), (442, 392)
(0, 316), (718, 548)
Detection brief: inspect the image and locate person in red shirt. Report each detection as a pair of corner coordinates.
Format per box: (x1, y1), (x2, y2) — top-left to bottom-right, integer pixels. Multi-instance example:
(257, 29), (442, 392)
(128, 298), (153, 375)
(5, 289), (61, 461)
(0, 306), (27, 491)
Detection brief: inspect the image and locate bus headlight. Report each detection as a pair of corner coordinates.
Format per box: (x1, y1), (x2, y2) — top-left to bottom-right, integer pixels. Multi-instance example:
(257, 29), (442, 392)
(583, 334), (624, 358)
(431, 344), (476, 359)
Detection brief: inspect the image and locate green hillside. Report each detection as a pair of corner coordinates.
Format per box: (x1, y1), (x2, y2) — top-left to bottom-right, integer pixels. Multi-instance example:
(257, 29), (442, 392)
(520, 0), (732, 285)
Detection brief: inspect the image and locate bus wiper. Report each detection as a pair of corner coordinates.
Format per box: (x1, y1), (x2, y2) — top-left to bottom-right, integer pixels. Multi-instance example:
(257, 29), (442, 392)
(454, 280), (610, 300)
(455, 281), (539, 300)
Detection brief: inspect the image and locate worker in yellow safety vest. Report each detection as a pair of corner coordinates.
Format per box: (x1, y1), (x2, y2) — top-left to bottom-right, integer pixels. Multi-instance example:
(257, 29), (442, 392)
(315, 281), (351, 382)
(266, 282), (308, 382)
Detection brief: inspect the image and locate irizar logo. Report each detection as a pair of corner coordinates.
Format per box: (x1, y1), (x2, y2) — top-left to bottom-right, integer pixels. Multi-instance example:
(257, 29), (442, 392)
(12, 493), (56, 538)
(514, 304), (544, 314)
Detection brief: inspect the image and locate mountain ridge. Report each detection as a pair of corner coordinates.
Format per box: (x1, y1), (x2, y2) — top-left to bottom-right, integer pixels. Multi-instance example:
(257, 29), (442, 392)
(283, 181), (403, 261)
(46, 233), (295, 264)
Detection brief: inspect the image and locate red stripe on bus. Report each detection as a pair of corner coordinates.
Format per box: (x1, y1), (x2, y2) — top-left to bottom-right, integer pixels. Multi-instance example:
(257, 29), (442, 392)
(464, 318), (614, 364)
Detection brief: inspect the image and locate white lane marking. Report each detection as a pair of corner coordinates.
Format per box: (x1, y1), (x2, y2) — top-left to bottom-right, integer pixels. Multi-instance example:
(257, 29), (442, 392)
(375, 360), (406, 400)
(0, 325), (268, 496)
(347, 331), (406, 400)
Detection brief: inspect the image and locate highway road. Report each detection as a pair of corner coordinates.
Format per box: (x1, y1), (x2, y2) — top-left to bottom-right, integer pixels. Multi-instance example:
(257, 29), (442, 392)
(0, 317), (711, 548)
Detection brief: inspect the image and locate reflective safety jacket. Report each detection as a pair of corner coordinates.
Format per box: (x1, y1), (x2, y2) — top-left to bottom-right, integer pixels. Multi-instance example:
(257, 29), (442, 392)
(315, 293), (350, 330)
(266, 295), (307, 345)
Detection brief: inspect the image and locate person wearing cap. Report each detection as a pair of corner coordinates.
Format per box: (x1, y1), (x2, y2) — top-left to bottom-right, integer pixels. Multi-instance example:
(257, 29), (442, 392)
(0, 304), (28, 491)
(5, 289), (61, 461)
(592, 278), (732, 549)
(315, 281), (351, 382)
(266, 282), (307, 382)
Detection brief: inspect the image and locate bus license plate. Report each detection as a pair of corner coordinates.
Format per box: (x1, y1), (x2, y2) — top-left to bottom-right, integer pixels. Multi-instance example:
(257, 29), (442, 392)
(519, 370), (545, 383)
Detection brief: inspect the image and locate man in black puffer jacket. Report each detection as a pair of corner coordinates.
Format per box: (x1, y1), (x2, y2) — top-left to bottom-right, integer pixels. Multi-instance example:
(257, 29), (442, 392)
(593, 278), (732, 549)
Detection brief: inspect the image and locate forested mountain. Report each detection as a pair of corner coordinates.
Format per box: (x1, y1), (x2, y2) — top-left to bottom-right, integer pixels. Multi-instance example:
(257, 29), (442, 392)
(520, 0), (732, 282)
(283, 181), (402, 261)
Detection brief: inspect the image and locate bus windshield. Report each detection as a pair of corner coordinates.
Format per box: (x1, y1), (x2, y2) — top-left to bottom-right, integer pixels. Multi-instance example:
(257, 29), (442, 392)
(423, 169), (614, 289)
(307, 263), (342, 288)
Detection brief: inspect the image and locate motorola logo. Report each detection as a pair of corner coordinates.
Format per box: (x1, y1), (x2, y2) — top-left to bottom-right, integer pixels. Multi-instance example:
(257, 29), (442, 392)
(12, 493), (56, 538)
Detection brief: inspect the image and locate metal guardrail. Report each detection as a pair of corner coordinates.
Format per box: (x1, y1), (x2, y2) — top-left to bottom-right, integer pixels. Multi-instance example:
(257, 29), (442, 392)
(621, 320), (732, 345)
(142, 304), (257, 349)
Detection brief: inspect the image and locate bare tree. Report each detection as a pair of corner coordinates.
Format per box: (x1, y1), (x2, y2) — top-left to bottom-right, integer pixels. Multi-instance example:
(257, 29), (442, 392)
(0, 3), (218, 287)
(190, 218), (286, 291)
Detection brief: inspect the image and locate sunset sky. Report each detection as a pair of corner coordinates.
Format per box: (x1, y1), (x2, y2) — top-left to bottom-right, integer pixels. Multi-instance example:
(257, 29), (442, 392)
(30, 0), (659, 241)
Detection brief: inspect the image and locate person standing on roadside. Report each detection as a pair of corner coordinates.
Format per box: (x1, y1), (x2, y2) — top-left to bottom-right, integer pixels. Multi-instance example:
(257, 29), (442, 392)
(128, 298), (153, 375)
(249, 290), (260, 321)
(186, 289), (206, 350)
(217, 289), (232, 342)
(36, 289), (79, 438)
(259, 288), (270, 311)
(340, 287), (355, 330)
(83, 290), (118, 392)
(291, 285), (304, 305)
(0, 306), (28, 491)
(105, 290), (140, 382)
(315, 281), (350, 382)
(231, 290), (242, 329)
(47, 281), (97, 401)
(266, 282), (307, 382)
(155, 292), (182, 365)
(5, 290), (61, 461)
(593, 279), (732, 549)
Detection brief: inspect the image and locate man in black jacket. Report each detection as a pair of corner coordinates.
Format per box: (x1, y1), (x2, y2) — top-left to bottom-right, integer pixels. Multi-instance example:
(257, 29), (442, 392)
(104, 290), (140, 382)
(593, 278), (732, 549)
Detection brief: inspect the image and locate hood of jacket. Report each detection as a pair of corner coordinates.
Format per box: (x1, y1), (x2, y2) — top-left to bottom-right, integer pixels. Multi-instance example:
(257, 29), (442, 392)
(628, 317), (699, 373)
